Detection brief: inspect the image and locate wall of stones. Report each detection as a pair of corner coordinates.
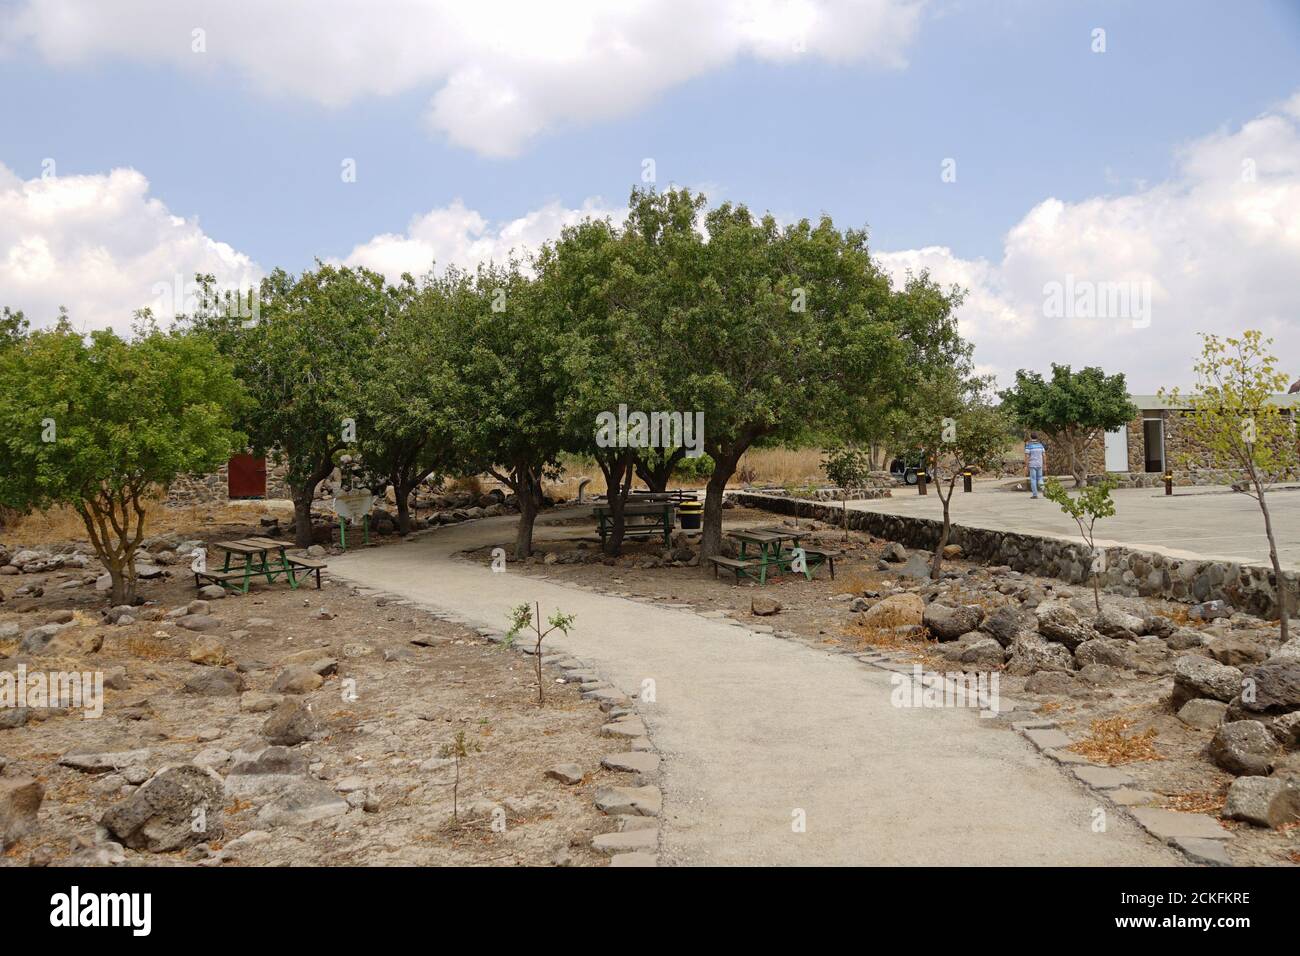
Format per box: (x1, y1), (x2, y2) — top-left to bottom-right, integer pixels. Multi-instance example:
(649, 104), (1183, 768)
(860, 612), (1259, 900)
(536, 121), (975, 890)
(727, 489), (1295, 620)
(166, 455), (291, 506)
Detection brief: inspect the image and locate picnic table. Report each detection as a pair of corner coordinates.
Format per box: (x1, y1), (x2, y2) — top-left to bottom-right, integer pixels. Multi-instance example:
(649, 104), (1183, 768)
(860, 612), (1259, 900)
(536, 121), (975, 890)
(192, 537), (327, 593)
(593, 501), (676, 547)
(708, 527), (839, 584)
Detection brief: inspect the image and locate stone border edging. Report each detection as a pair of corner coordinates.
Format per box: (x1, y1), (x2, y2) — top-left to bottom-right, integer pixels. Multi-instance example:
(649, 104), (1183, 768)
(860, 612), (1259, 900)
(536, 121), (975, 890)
(726, 489), (1294, 620)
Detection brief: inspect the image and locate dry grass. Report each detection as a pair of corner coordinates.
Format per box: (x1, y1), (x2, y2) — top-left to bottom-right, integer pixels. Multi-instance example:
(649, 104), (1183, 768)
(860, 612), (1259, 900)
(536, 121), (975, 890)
(1068, 715), (1162, 765)
(544, 446), (832, 499)
(1162, 788), (1228, 814)
(122, 635), (181, 660)
(2, 495), (290, 548)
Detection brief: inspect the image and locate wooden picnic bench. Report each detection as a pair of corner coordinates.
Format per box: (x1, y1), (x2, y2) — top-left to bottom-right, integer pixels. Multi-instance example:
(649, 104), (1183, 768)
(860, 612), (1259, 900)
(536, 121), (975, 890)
(593, 501), (676, 547)
(194, 537), (327, 593)
(711, 529), (841, 584)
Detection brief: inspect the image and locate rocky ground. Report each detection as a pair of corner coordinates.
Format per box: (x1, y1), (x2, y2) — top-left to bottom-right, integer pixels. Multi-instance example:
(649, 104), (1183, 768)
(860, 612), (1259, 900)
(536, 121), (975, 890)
(464, 503), (1300, 867)
(0, 510), (651, 868)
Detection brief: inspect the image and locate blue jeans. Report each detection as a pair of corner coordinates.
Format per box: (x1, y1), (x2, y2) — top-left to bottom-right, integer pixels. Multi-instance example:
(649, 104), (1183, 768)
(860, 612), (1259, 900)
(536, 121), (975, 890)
(1029, 466), (1042, 495)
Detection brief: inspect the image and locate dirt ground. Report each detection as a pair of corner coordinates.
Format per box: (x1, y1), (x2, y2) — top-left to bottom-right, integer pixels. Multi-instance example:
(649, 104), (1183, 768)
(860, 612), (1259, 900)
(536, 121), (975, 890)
(460, 504), (1300, 867)
(0, 509), (630, 867)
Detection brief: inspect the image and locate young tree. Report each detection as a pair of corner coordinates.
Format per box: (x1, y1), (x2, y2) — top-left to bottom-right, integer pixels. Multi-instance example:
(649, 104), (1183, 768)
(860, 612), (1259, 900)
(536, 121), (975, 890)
(0, 321), (245, 603)
(505, 602), (577, 706)
(896, 373), (1011, 578)
(1159, 330), (1299, 639)
(821, 444), (873, 541)
(189, 265), (388, 546)
(999, 365), (1137, 487)
(1042, 476), (1117, 613)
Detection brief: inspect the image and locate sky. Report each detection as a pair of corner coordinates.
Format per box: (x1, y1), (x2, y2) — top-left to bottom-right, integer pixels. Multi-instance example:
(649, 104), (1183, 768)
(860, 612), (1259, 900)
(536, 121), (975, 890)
(1, 0), (1299, 389)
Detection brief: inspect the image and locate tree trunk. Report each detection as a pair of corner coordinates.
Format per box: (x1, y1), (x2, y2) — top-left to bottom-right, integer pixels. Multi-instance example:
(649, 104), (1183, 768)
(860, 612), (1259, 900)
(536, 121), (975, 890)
(1256, 484), (1290, 640)
(515, 488), (538, 560)
(293, 490), (316, 547)
(600, 452), (636, 556)
(107, 555), (138, 606)
(635, 448), (687, 494)
(394, 481), (413, 535)
(930, 482), (954, 580)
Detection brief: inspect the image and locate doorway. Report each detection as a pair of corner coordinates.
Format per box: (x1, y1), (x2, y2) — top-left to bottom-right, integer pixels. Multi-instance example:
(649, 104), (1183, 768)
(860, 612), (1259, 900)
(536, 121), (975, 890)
(1142, 418), (1164, 473)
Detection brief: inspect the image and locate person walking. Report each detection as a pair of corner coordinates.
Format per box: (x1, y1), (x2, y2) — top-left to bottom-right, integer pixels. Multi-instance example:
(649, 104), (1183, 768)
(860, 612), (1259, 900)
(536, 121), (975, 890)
(1025, 433), (1046, 498)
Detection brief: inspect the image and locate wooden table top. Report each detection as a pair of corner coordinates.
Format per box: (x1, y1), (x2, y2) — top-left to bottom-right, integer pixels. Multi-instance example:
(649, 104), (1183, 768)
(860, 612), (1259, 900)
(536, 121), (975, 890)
(215, 537), (288, 553)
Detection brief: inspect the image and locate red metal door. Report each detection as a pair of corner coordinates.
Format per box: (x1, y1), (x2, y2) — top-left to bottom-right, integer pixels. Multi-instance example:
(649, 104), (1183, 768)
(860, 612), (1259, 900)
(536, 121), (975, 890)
(228, 454), (267, 499)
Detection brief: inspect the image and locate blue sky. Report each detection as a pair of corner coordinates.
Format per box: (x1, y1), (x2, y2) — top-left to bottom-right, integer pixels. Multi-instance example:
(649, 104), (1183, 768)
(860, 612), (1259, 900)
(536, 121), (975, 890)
(2, 0), (1299, 386)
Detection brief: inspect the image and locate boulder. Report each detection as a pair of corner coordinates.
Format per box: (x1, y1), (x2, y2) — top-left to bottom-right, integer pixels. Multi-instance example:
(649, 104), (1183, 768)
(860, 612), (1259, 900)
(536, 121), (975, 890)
(1005, 632), (1075, 676)
(0, 778), (44, 850)
(1206, 634), (1269, 668)
(187, 637), (228, 666)
(1035, 603), (1096, 651)
(980, 605), (1034, 648)
(880, 542), (907, 562)
(1141, 615), (1177, 639)
(750, 596), (781, 617)
(262, 699), (321, 746)
(1223, 776), (1300, 828)
(1209, 721), (1277, 776)
(923, 603), (984, 642)
(270, 665), (324, 695)
(1177, 698), (1228, 730)
(1269, 711), (1300, 747)
(1239, 659), (1300, 715)
(100, 764), (225, 852)
(254, 781), (348, 827)
(1171, 655), (1243, 707)
(183, 667), (245, 697)
(1094, 606), (1143, 640)
(1074, 638), (1138, 670)
(959, 637), (1006, 668)
(176, 614), (222, 633)
(1165, 627), (1205, 651)
(859, 593), (924, 629)
(897, 553), (932, 580)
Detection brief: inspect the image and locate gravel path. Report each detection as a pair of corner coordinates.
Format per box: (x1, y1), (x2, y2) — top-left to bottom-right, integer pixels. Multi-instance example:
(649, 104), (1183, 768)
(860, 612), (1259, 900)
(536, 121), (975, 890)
(330, 512), (1181, 866)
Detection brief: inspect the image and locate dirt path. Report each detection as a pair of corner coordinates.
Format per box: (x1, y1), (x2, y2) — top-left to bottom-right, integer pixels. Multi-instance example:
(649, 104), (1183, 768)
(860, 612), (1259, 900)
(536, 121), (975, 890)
(330, 512), (1182, 866)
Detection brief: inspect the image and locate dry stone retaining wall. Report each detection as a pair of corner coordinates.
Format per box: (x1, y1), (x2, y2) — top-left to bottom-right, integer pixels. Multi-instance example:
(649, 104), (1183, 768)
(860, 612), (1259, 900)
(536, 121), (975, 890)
(727, 490), (1296, 620)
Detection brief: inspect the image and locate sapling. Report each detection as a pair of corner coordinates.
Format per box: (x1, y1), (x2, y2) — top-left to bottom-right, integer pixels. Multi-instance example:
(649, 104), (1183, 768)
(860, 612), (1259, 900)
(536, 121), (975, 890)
(822, 444), (873, 542)
(439, 729), (481, 824)
(505, 602), (577, 705)
(1042, 476), (1116, 612)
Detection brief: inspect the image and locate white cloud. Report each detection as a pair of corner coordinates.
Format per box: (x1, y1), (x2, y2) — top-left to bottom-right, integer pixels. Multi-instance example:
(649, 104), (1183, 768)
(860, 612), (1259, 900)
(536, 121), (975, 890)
(0, 164), (261, 333)
(877, 94), (1300, 391)
(1, 0), (926, 157)
(339, 198), (624, 281)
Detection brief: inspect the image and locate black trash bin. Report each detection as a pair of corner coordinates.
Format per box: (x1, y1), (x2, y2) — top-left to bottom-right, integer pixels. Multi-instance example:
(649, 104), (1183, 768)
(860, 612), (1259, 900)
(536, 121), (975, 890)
(678, 500), (702, 530)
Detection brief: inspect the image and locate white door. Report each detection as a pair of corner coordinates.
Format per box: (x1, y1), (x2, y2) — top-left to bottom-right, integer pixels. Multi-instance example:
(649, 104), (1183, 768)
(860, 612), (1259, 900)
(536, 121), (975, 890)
(1104, 427), (1128, 472)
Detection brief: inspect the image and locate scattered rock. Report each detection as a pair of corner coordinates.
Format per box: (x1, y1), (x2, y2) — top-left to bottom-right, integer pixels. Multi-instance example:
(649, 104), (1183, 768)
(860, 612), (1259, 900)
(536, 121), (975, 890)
(1206, 634), (1268, 668)
(270, 665), (325, 695)
(100, 764), (225, 852)
(176, 614), (222, 633)
(255, 781), (348, 827)
(750, 596), (781, 617)
(1005, 632), (1075, 676)
(1035, 603), (1096, 651)
(1223, 776), (1300, 828)
(58, 747), (151, 773)
(860, 593), (924, 629)
(1094, 606), (1144, 640)
(262, 699), (321, 746)
(880, 542), (907, 562)
(980, 605), (1034, 648)
(545, 763), (583, 785)
(197, 585), (227, 600)
(187, 637), (229, 666)
(1239, 659), (1300, 715)
(923, 603), (984, 642)
(1074, 638), (1137, 670)
(593, 785), (662, 817)
(1177, 698), (1228, 730)
(1171, 655), (1244, 707)
(183, 667), (245, 697)
(1209, 720), (1278, 776)
(0, 778), (44, 849)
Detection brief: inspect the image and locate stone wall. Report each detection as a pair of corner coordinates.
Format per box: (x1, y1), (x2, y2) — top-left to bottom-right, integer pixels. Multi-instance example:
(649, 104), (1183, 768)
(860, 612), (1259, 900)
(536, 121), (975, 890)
(166, 454), (291, 506)
(727, 489), (1296, 620)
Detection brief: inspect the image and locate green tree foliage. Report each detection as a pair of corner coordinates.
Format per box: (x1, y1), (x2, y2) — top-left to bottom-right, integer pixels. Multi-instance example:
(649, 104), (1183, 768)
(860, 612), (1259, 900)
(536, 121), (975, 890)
(0, 321), (245, 603)
(999, 364), (1137, 486)
(1042, 476), (1117, 612)
(822, 444), (874, 540)
(1159, 330), (1299, 637)
(354, 271), (468, 534)
(189, 265), (390, 546)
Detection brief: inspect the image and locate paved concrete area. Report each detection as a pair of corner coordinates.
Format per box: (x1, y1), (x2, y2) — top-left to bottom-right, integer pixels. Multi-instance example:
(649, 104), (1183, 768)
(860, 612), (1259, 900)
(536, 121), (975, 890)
(329, 512), (1179, 866)
(849, 482), (1300, 569)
